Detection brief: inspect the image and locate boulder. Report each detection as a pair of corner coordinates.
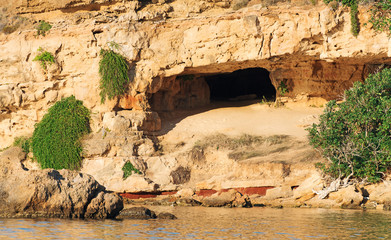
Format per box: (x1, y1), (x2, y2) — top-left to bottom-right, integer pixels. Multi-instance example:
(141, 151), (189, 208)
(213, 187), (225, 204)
(0, 147), (123, 219)
(201, 189), (252, 207)
(117, 207), (157, 219)
(157, 212), (177, 219)
(264, 186), (293, 200)
(328, 185), (363, 209)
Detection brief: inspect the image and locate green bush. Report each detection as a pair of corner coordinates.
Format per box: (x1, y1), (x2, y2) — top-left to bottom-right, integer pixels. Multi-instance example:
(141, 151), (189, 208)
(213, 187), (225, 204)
(31, 96), (90, 170)
(99, 48), (130, 103)
(122, 161), (141, 179)
(369, 0), (391, 34)
(33, 47), (55, 70)
(308, 68), (391, 182)
(36, 20), (52, 36)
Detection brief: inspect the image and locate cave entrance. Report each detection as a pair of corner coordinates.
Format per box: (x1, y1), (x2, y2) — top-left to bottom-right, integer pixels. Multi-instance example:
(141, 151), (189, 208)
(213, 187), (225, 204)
(205, 68), (276, 101)
(150, 67), (276, 113)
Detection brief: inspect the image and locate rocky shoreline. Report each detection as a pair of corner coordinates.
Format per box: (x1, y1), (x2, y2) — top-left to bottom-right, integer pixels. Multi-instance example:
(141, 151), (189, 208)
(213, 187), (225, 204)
(2, 146), (391, 221)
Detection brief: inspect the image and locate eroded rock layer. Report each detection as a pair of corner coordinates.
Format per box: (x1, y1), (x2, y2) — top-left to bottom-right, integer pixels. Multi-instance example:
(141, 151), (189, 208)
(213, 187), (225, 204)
(1, 0), (391, 147)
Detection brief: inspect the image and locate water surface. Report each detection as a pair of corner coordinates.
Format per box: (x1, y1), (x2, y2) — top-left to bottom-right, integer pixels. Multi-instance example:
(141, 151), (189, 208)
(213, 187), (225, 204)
(1, 206), (390, 239)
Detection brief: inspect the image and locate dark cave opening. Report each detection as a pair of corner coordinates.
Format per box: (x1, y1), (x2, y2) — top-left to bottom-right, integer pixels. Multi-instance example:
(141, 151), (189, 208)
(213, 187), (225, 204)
(205, 68), (276, 101)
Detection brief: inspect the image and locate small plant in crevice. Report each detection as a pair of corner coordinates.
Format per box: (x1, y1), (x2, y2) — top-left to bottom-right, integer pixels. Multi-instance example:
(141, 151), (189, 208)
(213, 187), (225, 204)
(122, 161), (141, 179)
(31, 96), (90, 170)
(13, 136), (31, 154)
(2, 24), (19, 34)
(99, 42), (130, 104)
(277, 81), (289, 97)
(33, 47), (55, 70)
(324, 0), (359, 36)
(36, 20), (52, 36)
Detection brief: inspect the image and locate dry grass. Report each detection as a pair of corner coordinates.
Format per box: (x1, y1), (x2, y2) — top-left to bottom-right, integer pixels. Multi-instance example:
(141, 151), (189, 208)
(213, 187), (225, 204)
(232, 0), (250, 10)
(192, 134), (293, 161)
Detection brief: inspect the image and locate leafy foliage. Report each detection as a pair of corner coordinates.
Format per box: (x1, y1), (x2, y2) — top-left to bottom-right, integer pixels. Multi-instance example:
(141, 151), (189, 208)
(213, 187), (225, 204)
(369, 0), (391, 34)
(99, 48), (130, 103)
(31, 96), (90, 170)
(33, 47), (55, 70)
(324, 0), (359, 36)
(13, 136), (31, 153)
(308, 68), (391, 182)
(277, 81), (289, 96)
(36, 20), (52, 36)
(122, 161), (141, 179)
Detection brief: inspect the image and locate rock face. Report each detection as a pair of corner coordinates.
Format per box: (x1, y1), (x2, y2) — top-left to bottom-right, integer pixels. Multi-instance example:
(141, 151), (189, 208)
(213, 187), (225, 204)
(0, 147), (123, 219)
(1, 0), (391, 148)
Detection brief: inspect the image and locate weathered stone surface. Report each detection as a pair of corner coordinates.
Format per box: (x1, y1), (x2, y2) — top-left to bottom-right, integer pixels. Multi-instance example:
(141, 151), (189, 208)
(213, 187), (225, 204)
(117, 207), (157, 220)
(264, 186), (293, 200)
(0, 147), (123, 219)
(157, 212), (177, 219)
(81, 157), (155, 192)
(293, 173), (324, 199)
(201, 189), (252, 207)
(1, 1), (390, 148)
(170, 166), (191, 185)
(328, 185), (363, 208)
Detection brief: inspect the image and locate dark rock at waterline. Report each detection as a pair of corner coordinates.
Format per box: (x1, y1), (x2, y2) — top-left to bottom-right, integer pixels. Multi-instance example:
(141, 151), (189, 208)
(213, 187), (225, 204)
(157, 212), (177, 219)
(0, 147), (123, 219)
(117, 207), (157, 219)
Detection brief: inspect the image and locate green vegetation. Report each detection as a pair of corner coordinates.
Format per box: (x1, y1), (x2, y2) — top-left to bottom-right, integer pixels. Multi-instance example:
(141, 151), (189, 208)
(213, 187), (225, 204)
(324, 0), (359, 36)
(277, 81), (289, 97)
(36, 20), (52, 36)
(308, 68), (391, 182)
(369, 0), (391, 34)
(33, 47), (55, 70)
(122, 161), (141, 179)
(13, 136), (31, 154)
(31, 96), (90, 170)
(99, 44), (130, 103)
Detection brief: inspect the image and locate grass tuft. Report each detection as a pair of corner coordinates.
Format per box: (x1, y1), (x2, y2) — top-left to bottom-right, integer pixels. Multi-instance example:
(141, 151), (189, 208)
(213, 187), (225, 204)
(99, 48), (130, 103)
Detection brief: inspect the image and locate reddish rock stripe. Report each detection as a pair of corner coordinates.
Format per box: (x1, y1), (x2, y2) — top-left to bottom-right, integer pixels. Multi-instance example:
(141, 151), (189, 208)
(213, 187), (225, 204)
(161, 191), (177, 196)
(120, 193), (158, 199)
(121, 187), (275, 200)
(234, 186), (275, 196)
(120, 191), (177, 199)
(195, 189), (218, 197)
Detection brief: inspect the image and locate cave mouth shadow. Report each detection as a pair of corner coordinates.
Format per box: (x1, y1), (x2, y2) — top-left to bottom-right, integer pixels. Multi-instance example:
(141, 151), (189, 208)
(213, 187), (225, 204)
(205, 67), (276, 102)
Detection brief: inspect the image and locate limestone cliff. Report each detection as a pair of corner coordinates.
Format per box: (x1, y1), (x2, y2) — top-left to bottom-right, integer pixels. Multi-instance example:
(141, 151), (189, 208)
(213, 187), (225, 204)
(1, 0), (390, 147)
(1, 0), (391, 208)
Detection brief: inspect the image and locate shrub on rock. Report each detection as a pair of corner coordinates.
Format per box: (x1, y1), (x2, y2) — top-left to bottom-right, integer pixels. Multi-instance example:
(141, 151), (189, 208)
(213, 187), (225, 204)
(99, 46), (129, 103)
(308, 68), (391, 182)
(31, 96), (90, 170)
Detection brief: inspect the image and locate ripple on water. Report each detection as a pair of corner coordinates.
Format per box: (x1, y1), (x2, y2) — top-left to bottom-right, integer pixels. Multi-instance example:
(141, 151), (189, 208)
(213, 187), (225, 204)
(1, 208), (391, 239)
